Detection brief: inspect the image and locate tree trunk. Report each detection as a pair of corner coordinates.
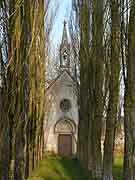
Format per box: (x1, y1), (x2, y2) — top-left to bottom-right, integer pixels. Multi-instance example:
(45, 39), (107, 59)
(77, 0), (90, 167)
(123, 0), (135, 179)
(14, 126), (24, 180)
(0, 119), (10, 180)
(103, 0), (120, 179)
(90, 0), (104, 178)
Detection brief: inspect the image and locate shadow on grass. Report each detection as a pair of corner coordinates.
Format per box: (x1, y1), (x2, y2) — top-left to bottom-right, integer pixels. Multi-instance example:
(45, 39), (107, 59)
(57, 157), (91, 180)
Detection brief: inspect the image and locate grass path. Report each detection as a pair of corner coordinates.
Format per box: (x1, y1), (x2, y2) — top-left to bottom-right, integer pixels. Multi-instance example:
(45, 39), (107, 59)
(27, 154), (123, 180)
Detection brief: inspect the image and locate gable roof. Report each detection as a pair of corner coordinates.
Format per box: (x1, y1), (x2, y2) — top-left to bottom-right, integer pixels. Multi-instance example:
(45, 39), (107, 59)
(46, 70), (78, 92)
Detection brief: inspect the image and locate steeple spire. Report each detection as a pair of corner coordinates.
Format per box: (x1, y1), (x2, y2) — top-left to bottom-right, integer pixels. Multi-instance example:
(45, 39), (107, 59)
(61, 21), (68, 45)
(59, 21), (70, 72)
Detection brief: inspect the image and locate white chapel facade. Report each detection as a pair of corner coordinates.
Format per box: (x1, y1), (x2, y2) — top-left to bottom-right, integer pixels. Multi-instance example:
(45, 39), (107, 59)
(44, 22), (79, 156)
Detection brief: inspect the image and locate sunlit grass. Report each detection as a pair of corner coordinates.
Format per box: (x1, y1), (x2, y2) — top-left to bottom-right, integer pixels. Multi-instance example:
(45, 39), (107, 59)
(113, 155), (123, 180)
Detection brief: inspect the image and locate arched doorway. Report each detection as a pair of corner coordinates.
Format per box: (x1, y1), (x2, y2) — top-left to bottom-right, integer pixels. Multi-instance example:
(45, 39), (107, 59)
(54, 119), (76, 156)
(58, 134), (72, 156)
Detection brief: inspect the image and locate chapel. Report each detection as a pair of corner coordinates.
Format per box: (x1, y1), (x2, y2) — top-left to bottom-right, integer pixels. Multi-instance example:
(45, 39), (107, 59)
(44, 22), (79, 156)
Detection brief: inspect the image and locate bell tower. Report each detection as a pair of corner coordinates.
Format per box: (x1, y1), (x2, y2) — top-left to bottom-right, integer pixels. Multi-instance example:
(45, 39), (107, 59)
(59, 21), (70, 72)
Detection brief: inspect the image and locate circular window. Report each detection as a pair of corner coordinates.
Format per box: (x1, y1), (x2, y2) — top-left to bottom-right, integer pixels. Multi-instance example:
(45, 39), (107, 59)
(60, 99), (71, 112)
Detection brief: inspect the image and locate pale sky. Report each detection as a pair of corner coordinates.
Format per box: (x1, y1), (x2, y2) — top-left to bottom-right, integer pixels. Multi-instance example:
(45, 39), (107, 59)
(50, 0), (72, 48)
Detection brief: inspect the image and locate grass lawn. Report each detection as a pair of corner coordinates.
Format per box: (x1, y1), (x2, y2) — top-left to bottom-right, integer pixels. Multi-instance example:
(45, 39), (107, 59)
(28, 154), (123, 180)
(113, 155), (123, 180)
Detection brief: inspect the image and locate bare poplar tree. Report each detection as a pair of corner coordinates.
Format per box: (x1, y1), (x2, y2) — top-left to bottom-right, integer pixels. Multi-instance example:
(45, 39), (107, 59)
(88, 0), (104, 178)
(123, 0), (135, 179)
(77, 0), (90, 167)
(103, 0), (120, 179)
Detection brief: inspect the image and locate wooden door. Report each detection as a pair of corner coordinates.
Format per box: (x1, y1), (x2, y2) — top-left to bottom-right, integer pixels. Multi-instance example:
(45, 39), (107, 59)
(58, 134), (72, 156)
